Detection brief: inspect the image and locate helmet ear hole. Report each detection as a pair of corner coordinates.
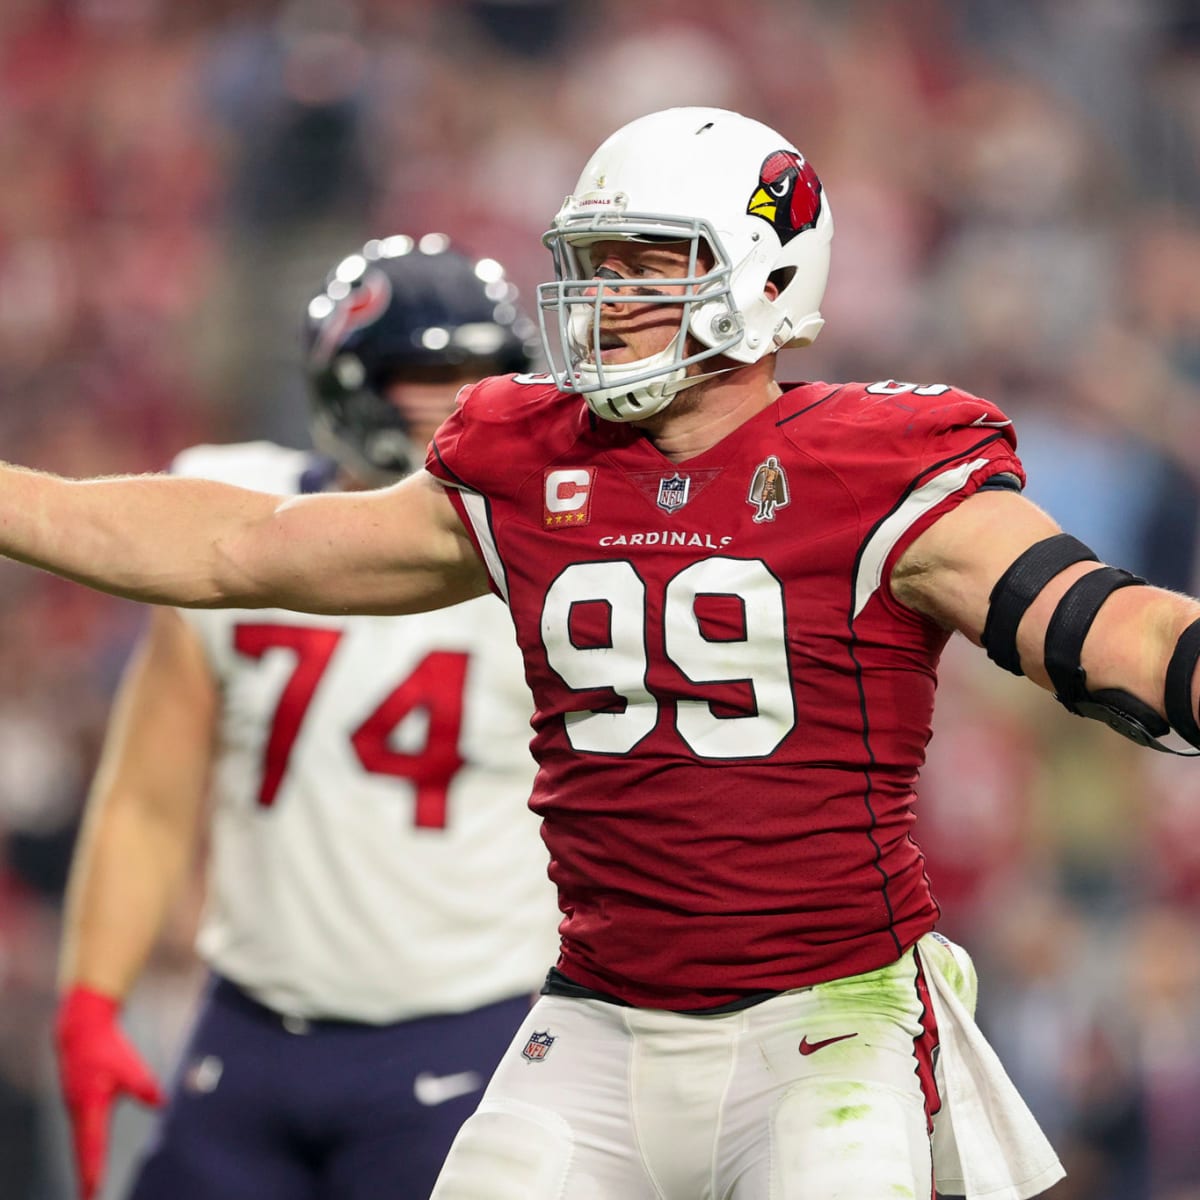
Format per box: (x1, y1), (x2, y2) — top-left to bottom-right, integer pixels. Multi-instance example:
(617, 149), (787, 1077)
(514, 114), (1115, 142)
(766, 266), (796, 297)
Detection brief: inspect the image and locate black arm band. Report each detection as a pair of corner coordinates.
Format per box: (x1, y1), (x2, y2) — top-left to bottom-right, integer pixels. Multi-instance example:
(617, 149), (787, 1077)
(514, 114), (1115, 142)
(1044, 566), (1146, 708)
(986, 538), (1200, 754)
(982, 534), (1099, 676)
(1041, 564), (1177, 747)
(1165, 617), (1200, 749)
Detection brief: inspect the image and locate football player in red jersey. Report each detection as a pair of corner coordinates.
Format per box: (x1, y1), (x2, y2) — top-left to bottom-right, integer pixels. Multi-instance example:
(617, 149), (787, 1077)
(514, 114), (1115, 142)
(5, 106), (1200, 1197)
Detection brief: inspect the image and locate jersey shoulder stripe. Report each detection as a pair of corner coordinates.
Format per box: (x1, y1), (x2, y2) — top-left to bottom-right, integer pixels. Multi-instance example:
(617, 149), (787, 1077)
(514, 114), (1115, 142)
(454, 487), (509, 603)
(851, 448), (1000, 620)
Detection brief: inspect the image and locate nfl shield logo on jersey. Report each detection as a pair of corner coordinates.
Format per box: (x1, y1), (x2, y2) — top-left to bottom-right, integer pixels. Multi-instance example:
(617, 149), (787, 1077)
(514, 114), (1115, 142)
(656, 473), (691, 514)
(521, 1030), (555, 1062)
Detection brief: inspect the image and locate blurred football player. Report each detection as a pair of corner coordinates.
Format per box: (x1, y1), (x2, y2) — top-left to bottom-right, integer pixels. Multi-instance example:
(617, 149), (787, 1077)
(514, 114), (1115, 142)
(10, 106), (1200, 1197)
(52, 234), (558, 1200)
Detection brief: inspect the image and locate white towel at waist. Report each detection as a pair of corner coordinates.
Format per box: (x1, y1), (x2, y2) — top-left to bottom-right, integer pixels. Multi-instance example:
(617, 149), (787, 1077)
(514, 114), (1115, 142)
(918, 932), (1066, 1200)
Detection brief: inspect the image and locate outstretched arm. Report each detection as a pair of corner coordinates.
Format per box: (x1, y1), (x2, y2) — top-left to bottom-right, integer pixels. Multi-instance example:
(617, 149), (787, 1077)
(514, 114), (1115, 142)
(893, 488), (1200, 720)
(0, 463), (489, 614)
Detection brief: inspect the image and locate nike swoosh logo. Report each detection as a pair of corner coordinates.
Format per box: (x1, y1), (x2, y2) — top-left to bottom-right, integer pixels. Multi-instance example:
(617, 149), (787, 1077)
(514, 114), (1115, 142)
(798, 1033), (858, 1056)
(413, 1070), (483, 1107)
(969, 414), (1013, 428)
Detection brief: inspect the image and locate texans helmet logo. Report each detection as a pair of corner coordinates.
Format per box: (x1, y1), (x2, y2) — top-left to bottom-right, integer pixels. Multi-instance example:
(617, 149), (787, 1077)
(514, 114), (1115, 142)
(746, 150), (823, 244)
(311, 267), (393, 367)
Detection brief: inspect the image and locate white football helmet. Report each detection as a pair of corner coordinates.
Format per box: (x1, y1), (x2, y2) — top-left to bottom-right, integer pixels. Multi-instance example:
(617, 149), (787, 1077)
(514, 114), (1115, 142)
(537, 106), (833, 422)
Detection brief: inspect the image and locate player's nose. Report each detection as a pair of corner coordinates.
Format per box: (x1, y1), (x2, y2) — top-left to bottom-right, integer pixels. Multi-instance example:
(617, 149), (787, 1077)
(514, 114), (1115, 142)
(586, 266), (632, 305)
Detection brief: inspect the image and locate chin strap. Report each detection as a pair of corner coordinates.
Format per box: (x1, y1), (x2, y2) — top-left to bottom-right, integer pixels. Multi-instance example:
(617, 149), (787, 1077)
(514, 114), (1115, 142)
(660, 363), (740, 399)
(590, 361), (749, 423)
(582, 354), (738, 422)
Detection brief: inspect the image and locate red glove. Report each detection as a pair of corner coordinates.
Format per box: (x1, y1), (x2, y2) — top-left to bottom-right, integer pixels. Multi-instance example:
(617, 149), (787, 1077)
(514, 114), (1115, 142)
(54, 985), (164, 1200)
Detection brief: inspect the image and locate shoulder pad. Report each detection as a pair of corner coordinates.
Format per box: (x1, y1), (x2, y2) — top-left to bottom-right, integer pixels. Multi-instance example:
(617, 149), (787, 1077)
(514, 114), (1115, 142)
(429, 374), (588, 498)
(454, 372), (568, 424)
(839, 380), (1015, 442)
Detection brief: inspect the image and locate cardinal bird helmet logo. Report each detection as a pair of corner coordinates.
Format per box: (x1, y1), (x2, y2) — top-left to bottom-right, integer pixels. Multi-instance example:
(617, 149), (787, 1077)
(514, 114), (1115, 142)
(746, 150), (823, 245)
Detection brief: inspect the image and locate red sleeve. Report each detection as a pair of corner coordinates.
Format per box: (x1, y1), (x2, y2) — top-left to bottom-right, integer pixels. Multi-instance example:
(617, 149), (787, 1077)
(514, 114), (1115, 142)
(886, 387), (1024, 569)
(427, 371), (569, 493)
(425, 373), (567, 603)
(836, 383), (1025, 625)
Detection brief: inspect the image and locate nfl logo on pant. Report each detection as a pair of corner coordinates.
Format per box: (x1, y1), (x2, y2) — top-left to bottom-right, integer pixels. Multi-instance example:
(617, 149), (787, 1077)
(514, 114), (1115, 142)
(521, 1030), (555, 1063)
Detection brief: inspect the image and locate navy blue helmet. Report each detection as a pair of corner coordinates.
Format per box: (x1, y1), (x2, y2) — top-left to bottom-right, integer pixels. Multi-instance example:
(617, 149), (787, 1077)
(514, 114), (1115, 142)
(303, 233), (537, 482)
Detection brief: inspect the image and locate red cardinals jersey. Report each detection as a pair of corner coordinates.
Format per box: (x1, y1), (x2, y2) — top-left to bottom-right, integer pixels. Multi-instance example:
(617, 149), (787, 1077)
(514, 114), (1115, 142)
(427, 375), (1023, 1010)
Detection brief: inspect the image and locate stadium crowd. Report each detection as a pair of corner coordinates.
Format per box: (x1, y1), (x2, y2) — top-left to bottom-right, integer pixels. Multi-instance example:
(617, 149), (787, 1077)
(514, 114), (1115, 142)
(0, 0), (1198, 1196)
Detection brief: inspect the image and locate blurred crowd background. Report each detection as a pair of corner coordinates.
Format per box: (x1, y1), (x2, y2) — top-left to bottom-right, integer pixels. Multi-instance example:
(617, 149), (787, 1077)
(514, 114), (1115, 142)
(0, 0), (1198, 1196)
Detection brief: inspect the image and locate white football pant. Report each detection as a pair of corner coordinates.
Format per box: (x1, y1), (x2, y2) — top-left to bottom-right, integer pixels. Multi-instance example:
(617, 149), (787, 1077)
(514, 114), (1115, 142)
(431, 944), (942, 1199)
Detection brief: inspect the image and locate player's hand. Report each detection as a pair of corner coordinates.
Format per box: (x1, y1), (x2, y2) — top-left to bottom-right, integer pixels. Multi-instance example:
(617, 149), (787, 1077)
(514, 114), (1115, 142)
(54, 985), (164, 1200)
